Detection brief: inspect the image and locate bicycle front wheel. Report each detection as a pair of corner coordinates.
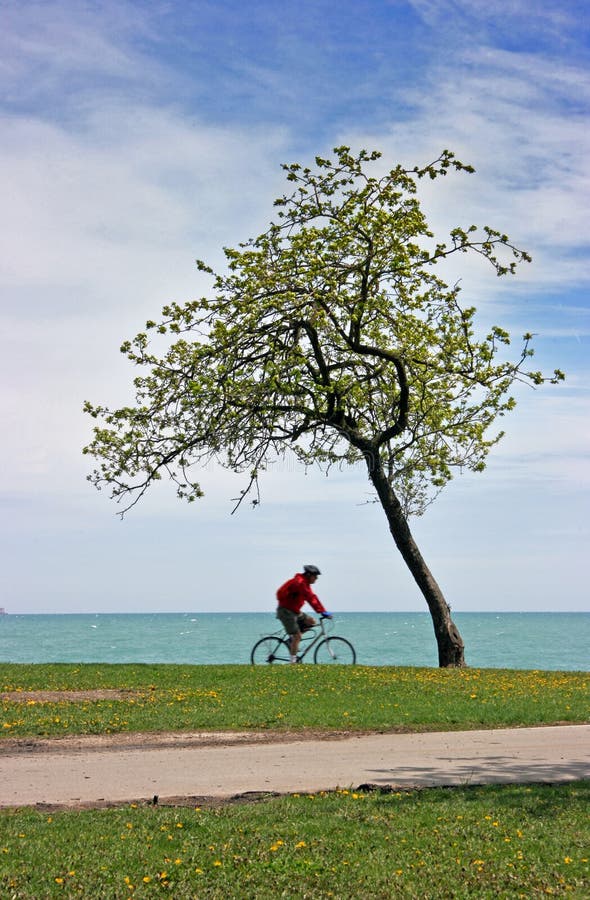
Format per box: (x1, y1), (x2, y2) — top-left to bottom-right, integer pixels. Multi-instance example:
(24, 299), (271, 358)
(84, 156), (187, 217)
(313, 636), (356, 665)
(251, 636), (291, 664)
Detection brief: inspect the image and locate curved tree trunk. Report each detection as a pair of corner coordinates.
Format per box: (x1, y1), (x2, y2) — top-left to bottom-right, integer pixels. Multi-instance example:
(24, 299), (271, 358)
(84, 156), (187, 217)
(368, 459), (465, 667)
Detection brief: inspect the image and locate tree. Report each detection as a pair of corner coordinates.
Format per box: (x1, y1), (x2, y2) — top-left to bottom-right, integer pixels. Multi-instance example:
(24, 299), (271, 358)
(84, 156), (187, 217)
(83, 147), (563, 667)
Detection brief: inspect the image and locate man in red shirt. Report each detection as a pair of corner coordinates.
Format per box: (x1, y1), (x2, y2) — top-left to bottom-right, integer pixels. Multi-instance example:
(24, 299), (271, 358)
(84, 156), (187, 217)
(276, 565), (332, 662)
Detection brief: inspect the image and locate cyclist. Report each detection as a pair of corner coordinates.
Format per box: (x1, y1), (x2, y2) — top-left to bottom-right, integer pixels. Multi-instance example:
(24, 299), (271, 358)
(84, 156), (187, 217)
(276, 565), (332, 663)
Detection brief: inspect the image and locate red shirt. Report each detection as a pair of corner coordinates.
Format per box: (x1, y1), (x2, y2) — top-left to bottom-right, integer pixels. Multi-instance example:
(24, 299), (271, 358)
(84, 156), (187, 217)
(276, 573), (327, 615)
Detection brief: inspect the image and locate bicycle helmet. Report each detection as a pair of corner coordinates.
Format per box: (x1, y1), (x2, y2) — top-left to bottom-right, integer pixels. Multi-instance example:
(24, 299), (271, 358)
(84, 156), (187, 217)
(303, 564), (321, 576)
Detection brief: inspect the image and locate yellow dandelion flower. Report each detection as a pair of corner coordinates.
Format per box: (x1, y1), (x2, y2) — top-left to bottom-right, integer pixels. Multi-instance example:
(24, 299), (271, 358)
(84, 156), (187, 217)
(213, 860), (222, 867)
(55, 877), (64, 884)
(143, 876), (151, 883)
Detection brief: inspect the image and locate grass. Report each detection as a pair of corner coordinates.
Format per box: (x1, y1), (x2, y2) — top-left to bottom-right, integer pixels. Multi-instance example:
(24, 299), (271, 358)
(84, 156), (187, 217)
(0, 783), (588, 898)
(1, 664), (588, 897)
(1, 663), (588, 738)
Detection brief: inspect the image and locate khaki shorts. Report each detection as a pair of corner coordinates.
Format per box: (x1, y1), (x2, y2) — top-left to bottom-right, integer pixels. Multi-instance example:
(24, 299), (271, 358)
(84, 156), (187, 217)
(276, 607), (315, 636)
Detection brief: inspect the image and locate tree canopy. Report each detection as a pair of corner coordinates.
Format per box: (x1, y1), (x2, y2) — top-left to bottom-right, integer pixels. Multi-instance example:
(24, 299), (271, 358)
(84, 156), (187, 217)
(85, 147), (561, 514)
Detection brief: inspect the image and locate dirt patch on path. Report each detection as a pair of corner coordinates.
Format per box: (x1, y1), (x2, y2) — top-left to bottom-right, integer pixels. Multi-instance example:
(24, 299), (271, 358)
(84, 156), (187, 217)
(0, 727), (357, 757)
(0, 690), (388, 756)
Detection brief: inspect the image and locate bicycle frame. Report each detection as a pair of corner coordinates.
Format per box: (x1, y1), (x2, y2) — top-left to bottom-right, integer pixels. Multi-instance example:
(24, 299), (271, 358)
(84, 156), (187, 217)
(281, 616), (334, 661)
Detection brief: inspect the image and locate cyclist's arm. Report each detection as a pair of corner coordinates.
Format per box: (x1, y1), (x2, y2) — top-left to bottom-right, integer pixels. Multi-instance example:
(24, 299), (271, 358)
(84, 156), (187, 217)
(306, 590), (327, 616)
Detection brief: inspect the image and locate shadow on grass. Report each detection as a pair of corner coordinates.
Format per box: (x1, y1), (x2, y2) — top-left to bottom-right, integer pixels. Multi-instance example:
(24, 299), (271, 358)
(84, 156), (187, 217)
(360, 779), (590, 819)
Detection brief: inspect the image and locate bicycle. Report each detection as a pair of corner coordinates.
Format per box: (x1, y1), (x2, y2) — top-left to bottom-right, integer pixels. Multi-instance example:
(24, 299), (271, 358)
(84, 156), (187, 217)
(250, 615), (356, 664)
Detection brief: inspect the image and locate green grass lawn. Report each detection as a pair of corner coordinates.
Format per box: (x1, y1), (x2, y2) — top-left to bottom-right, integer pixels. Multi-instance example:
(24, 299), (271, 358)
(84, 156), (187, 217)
(1, 663), (588, 737)
(1, 664), (588, 897)
(1, 783), (588, 898)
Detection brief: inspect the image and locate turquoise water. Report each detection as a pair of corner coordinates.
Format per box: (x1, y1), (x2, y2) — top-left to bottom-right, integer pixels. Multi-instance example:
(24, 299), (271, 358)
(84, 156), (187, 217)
(0, 612), (588, 670)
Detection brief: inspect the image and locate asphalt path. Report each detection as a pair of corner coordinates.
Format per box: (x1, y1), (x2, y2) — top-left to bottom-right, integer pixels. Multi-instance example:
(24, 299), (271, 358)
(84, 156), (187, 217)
(1, 725), (588, 809)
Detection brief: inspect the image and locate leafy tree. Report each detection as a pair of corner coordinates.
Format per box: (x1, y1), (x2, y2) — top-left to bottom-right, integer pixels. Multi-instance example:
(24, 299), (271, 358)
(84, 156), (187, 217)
(84, 147), (563, 667)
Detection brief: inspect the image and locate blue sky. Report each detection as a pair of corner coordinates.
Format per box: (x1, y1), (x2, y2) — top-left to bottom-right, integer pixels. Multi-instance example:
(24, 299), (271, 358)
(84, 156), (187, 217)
(1, 0), (588, 616)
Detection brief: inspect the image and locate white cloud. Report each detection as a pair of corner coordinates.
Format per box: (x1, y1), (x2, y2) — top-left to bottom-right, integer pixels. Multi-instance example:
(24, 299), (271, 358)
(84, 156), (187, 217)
(0, 99), (291, 498)
(340, 42), (590, 314)
(408, 0), (583, 41)
(0, 0), (160, 100)
(0, 108), (287, 302)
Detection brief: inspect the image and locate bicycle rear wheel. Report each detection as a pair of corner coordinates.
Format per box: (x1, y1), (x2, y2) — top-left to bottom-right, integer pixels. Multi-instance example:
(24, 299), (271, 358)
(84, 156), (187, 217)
(313, 636), (356, 664)
(251, 635), (291, 664)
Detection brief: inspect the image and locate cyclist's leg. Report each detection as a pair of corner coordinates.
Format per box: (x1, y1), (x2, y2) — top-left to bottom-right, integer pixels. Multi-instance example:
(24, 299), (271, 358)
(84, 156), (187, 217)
(298, 613), (316, 633)
(276, 607), (301, 659)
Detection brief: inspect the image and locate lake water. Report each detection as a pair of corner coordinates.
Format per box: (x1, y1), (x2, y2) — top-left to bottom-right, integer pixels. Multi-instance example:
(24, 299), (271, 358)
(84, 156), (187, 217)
(0, 612), (588, 670)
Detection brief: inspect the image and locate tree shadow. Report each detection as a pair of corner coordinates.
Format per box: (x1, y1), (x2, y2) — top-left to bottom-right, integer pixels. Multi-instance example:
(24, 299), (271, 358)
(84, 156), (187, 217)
(360, 754), (590, 792)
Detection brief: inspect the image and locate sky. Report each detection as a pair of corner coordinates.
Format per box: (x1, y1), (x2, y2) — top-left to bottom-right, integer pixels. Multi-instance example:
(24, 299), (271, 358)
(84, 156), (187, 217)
(1, 0), (589, 616)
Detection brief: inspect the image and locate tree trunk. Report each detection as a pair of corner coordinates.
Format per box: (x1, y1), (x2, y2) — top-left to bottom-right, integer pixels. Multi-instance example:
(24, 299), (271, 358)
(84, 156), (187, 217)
(367, 458), (465, 667)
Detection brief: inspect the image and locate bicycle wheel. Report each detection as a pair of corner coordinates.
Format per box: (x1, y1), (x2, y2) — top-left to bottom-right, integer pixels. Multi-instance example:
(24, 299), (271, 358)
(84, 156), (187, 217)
(250, 636), (291, 664)
(313, 636), (356, 665)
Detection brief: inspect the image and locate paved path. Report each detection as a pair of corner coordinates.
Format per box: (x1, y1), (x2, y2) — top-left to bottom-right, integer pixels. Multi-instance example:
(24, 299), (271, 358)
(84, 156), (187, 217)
(1, 725), (588, 808)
